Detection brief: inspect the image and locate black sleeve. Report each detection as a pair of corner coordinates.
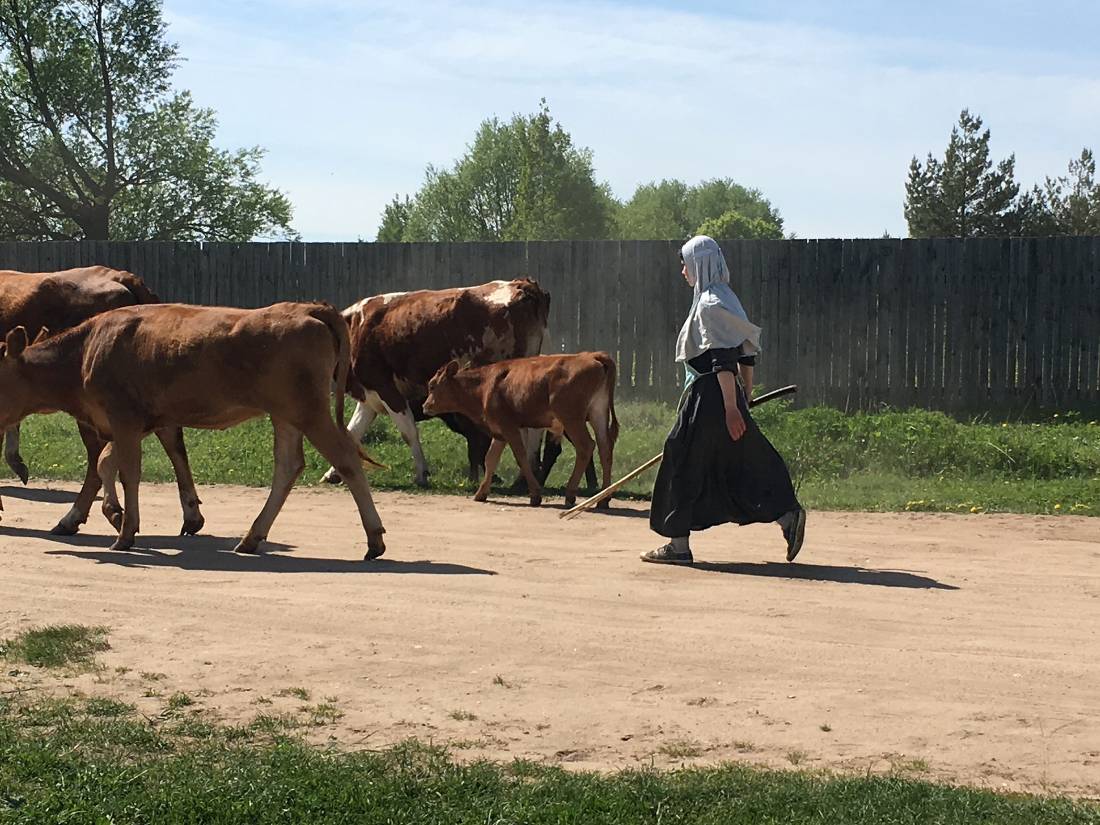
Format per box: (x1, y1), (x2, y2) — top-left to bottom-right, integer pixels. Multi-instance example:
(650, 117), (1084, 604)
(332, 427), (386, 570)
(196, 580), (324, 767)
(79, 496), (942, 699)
(706, 347), (742, 374)
(738, 353), (757, 367)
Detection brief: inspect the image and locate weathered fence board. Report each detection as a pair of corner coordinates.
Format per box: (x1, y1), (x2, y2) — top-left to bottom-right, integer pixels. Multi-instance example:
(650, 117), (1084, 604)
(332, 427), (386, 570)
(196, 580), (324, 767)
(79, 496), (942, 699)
(1, 238), (1098, 412)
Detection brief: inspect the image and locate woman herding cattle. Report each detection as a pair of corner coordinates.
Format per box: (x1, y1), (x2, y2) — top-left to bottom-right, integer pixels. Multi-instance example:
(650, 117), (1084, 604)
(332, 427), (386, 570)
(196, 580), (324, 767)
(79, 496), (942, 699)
(642, 235), (807, 566)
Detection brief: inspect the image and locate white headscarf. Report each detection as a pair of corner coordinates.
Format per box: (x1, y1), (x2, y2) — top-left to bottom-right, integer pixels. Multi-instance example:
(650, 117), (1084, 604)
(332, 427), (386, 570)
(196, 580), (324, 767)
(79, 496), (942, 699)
(674, 235), (762, 363)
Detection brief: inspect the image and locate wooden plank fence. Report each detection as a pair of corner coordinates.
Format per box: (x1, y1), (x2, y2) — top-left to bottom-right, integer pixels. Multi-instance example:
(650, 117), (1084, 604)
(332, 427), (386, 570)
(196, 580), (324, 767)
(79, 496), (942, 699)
(1, 238), (1098, 413)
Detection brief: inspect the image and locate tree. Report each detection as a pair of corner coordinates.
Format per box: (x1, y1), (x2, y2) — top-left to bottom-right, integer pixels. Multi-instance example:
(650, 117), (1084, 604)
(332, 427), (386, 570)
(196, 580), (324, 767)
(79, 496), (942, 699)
(904, 109), (1023, 237)
(376, 194), (412, 242)
(696, 209), (783, 240)
(1027, 148), (1100, 235)
(613, 179), (688, 239)
(616, 178), (783, 240)
(0, 0), (293, 241)
(398, 100), (613, 241)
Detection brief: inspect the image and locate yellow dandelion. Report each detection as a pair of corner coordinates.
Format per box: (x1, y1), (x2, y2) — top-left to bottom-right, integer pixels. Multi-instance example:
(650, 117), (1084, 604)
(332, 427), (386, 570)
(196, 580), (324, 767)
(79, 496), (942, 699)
(1054, 503), (1062, 511)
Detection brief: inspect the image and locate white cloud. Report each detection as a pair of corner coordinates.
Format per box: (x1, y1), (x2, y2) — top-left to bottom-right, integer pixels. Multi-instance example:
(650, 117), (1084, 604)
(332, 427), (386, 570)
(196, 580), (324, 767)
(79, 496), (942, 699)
(163, 0), (1100, 240)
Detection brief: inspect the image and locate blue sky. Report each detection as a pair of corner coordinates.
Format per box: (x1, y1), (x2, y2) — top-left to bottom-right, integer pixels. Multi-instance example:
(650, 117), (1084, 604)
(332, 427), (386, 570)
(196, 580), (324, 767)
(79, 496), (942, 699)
(162, 1), (1100, 241)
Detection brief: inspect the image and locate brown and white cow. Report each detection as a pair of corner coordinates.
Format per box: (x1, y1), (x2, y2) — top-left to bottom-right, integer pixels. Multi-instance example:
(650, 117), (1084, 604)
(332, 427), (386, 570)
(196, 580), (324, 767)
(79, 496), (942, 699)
(0, 302), (387, 558)
(323, 279), (551, 487)
(422, 352), (619, 508)
(0, 266), (204, 536)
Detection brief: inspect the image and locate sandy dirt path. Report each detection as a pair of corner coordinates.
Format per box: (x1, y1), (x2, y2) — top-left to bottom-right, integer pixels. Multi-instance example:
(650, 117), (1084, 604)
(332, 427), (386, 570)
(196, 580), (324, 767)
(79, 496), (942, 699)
(1, 481), (1098, 797)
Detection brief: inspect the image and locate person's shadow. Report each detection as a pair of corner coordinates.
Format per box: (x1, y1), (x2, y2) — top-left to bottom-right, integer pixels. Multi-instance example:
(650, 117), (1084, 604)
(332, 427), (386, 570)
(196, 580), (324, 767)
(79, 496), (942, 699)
(691, 560), (957, 590)
(3, 524), (495, 576)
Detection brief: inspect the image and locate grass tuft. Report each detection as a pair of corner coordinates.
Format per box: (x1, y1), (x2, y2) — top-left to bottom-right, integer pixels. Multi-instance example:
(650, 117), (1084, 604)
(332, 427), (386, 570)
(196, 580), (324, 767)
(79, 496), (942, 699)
(0, 624), (109, 668)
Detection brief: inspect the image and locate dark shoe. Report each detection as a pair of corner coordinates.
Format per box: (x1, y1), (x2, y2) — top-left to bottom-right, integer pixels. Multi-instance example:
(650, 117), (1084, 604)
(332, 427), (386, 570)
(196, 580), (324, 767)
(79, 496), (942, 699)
(781, 507), (807, 562)
(640, 543), (694, 565)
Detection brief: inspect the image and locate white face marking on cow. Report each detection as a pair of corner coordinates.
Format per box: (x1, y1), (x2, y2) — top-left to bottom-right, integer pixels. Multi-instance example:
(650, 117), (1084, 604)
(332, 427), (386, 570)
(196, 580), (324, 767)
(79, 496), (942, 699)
(484, 282), (514, 307)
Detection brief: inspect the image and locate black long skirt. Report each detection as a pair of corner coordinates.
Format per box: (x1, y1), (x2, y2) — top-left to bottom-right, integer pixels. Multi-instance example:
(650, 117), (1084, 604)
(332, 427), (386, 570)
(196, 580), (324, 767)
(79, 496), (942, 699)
(649, 374), (800, 538)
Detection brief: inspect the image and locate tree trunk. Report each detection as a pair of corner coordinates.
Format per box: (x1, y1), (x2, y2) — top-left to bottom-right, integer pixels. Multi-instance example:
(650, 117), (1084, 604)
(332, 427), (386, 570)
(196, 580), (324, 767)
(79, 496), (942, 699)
(80, 204), (110, 240)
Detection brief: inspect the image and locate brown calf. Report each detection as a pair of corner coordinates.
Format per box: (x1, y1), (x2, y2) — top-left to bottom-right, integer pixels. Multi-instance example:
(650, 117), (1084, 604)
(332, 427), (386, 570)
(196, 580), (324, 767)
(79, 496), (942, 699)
(423, 352), (619, 507)
(0, 266), (203, 536)
(0, 302), (386, 558)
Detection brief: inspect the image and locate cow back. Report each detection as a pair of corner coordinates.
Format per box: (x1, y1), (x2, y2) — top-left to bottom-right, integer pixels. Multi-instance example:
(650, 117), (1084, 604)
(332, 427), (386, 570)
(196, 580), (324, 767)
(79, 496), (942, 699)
(0, 266), (159, 339)
(346, 279), (550, 399)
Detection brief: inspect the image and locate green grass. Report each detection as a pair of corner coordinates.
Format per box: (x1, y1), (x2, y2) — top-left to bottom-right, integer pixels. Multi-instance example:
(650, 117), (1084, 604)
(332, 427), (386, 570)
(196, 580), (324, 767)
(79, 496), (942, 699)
(0, 692), (1095, 824)
(0, 624), (109, 669)
(4, 404), (1099, 516)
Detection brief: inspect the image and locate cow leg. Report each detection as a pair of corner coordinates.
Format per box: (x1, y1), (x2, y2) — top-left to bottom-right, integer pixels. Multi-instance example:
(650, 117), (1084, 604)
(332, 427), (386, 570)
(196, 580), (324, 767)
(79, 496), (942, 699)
(153, 427), (205, 536)
(97, 441), (124, 531)
(561, 422), (595, 508)
(583, 451), (598, 492)
(473, 438), (507, 502)
(508, 428), (544, 492)
(51, 422), (107, 535)
(4, 425), (28, 485)
(109, 433), (143, 551)
(537, 431), (562, 485)
(321, 400), (377, 484)
(385, 402), (430, 488)
(235, 419), (304, 554)
(539, 431), (596, 491)
(466, 429), (491, 482)
(302, 418), (387, 560)
(505, 430), (543, 507)
(588, 407), (616, 510)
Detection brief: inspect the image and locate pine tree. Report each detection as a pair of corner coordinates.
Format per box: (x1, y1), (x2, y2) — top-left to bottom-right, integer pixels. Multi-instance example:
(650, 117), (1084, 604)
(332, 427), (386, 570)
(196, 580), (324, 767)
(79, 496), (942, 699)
(904, 110), (1022, 237)
(1037, 148), (1100, 235)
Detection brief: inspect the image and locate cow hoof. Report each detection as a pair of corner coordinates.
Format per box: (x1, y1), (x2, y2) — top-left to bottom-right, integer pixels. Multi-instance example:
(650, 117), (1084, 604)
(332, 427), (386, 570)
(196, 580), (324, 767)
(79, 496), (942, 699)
(13, 462), (29, 485)
(103, 507), (124, 531)
(364, 533), (386, 560)
(322, 469), (343, 485)
(595, 498), (611, 511)
(50, 520), (80, 536)
(109, 538), (134, 552)
(180, 515), (205, 536)
(473, 491), (489, 503)
(233, 539), (261, 555)
(529, 494), (542, 507)
(414, 477), (431, 489)
(564, 493), (577, 508)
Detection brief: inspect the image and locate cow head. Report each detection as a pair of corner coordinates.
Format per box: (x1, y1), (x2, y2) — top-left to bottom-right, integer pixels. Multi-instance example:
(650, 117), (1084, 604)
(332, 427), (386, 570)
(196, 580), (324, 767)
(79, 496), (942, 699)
(0, 327), (30, 432)
(422, 360), (462, 416)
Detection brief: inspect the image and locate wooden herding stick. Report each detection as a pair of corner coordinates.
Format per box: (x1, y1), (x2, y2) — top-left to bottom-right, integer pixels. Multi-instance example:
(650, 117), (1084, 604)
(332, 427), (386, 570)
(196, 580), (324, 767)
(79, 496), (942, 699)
(559, 384), (798, 520)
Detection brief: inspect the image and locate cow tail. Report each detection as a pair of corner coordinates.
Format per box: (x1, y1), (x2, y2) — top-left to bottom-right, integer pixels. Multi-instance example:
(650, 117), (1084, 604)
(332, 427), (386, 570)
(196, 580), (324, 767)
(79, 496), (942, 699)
(310, 303), (386, 471)
(597, 352), (619, 442)
(113, 270), (160, 304)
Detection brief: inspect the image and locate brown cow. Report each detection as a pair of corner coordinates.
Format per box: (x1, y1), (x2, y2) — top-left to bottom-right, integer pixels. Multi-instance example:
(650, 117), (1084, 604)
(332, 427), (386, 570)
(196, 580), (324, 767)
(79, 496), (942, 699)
(422, 352), (619, 508)
(0, 266), (204, 536)
(323, 279), (551, 487)
(0, 302), (387, 558)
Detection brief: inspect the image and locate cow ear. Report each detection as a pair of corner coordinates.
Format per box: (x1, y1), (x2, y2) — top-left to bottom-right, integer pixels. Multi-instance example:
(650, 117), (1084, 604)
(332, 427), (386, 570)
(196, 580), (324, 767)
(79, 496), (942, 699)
(443, 359), (461, 377)
(31, 327), (50, 345)
(4, 327), (28, 359)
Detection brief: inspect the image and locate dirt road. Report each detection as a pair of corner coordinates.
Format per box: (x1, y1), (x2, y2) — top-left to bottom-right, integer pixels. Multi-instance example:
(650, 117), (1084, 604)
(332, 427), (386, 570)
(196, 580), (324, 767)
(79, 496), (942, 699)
(2, 481), (1098, 797)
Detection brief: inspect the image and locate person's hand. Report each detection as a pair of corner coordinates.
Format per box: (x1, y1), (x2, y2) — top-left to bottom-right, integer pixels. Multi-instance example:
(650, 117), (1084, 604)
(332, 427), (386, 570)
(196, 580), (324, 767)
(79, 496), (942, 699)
(725, 406), (746, 441)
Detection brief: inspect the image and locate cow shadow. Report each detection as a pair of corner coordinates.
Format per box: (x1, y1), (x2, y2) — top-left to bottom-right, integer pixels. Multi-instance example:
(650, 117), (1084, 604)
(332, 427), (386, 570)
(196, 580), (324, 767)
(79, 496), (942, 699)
(4, 525), (496, 575)
(0, 484), (79, 504)
(1, 524), (295, 553)
(691, 560), (957, 590)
